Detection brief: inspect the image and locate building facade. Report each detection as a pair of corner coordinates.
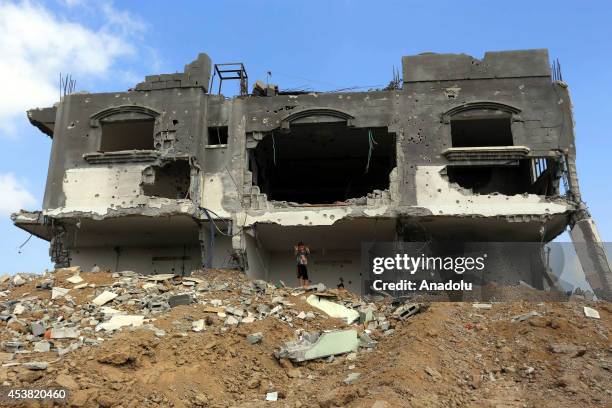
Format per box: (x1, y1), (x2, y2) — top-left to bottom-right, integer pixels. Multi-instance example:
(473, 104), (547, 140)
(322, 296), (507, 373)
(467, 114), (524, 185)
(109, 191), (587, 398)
(13, 49), (612, 299)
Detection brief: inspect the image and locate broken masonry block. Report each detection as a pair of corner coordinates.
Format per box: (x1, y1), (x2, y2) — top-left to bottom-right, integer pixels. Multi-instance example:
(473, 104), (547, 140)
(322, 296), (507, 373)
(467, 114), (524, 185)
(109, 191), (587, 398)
(192, 319), (206, 332)
(33, 341), (50, 353)
(1, 341), (23, 352)
(392, 303), (424, 320)
(36, 279), (53, 290)
(359, 332), (377, 348)
(50, 327), (80, 339)
(168, 293), (192, 308)
(359, 306), (375, 324)
(30, 322), (46, 337)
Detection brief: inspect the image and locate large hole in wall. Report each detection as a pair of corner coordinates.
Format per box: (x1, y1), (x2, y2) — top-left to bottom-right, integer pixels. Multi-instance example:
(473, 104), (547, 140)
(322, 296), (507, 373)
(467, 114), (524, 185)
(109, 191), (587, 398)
(451, 116), (513, 147)
(100, 119), (155, 152)
(446, 161), (533, 195)
(249, 123), (396, 204)
(142, 160), (191, 199)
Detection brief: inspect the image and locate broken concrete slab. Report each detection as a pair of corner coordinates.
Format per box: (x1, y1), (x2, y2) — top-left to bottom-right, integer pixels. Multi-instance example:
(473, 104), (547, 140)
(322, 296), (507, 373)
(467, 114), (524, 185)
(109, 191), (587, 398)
(583, 306), (600, 319)
(147, 274), (175, 282)
(51, 287), (70, 300)
(66, 274), (84, 284)
(96, 315), (144, 331)
(92, 291), (118, 306)
(276, 329), (359, 362)
(306, 295), (359, 324)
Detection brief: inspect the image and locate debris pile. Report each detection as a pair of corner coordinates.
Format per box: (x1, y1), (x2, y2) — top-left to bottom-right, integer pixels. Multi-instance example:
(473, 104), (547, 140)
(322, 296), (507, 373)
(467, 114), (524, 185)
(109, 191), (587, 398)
(0, 268), (610, 407)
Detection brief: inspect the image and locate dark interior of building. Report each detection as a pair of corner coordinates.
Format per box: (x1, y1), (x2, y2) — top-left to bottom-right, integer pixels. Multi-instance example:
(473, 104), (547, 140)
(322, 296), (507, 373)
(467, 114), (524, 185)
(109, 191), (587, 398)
(446, 160), (533, 195)
(451, 117), (513, 147)
(100, 119), (155, 152)
(249, 123), (396, 204)
(142, 160), (191, 199)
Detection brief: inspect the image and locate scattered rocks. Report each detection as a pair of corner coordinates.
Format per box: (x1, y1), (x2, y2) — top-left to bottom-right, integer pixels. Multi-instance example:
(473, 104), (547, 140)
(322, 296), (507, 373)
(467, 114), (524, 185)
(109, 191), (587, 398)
(12, 274), (26, 286)
(343, 372), (361, 384)
(247, 332), (264, 344)
(22, 361), (48, 370)
(192, 319), (206, 332)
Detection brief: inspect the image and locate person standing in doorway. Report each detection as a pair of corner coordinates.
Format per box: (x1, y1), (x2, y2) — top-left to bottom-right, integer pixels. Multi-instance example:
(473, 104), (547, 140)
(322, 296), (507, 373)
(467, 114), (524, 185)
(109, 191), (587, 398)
(294, 241), (310, 287)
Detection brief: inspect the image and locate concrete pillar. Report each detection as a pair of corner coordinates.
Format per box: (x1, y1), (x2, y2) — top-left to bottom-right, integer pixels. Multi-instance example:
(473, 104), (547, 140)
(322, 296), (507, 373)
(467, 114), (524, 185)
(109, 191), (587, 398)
(49, 223), (71, 268)
(570, 216), (612, 300)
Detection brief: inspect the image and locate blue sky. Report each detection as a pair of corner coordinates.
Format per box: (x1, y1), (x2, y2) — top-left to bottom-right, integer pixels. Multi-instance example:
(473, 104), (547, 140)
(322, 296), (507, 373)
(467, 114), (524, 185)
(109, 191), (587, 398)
(1, 0), (611, 274)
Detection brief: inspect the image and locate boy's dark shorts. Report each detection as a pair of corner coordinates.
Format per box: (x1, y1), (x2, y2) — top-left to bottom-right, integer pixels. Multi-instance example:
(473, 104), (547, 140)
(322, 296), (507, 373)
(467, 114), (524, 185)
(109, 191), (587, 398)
(297, 264), (308, 280)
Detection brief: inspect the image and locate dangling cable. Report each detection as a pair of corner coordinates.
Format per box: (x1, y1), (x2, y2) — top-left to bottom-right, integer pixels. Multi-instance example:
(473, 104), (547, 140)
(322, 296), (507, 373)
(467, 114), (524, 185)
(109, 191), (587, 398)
(271, 133), (277, 166)
(365, 129), (377, 173)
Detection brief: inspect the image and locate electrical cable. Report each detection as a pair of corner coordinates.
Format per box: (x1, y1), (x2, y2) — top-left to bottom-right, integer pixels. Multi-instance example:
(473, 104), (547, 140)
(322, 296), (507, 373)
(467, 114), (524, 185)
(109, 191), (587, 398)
(17, 233), (33, 254)
(365, 129), (377, 173)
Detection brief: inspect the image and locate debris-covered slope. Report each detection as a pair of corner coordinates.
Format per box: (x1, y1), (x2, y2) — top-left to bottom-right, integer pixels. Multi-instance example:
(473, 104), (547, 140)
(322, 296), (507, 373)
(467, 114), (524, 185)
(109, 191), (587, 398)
(0, 269), (610, 407)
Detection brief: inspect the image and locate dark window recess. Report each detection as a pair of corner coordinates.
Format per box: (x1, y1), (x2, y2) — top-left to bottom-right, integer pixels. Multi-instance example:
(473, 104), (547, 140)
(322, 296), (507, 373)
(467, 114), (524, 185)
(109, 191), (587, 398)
(207, 126), (228, 145)
(447, 161), (532, 195)
(100, 120), (155, 152)
(451, 117), (513, 147)
(142, 160), (191, 199)
(250, 123), (396, 204)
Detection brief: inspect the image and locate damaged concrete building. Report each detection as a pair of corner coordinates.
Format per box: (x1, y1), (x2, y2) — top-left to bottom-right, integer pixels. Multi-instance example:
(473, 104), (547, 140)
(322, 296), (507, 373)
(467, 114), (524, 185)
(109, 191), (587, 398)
(13, 49), (612, 299)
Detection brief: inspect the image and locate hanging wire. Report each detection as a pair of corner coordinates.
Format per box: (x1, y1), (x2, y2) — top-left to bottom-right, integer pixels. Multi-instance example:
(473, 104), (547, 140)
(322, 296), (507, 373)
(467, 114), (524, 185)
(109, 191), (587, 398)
(365, 129), (377, 173)
(17, 233), (33, 254)
(271, 133), (277, 166)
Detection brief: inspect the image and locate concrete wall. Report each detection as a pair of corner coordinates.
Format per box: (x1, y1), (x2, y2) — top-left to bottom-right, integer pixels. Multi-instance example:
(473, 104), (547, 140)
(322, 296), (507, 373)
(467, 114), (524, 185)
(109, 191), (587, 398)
(265, 250), (363, 293)
(71, 245), (202, 275)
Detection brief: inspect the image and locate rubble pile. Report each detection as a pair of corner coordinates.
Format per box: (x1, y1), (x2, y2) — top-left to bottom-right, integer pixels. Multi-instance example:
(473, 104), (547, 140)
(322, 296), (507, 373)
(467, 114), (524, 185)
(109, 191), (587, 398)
(0, 268), (610, 407)
(0, 268), (401, 360)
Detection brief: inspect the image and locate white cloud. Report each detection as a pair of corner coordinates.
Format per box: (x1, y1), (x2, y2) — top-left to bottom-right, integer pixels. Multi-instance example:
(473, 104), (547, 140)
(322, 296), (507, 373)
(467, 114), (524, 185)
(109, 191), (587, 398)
(0, 173), (37, 215)
(0, 1), (145, 136)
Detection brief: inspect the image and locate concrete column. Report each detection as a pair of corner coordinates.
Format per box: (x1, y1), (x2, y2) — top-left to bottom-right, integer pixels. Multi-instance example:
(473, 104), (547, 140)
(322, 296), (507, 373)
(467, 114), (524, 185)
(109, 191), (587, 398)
(570, 216), (612, 300)
(49, 223), (71, 268)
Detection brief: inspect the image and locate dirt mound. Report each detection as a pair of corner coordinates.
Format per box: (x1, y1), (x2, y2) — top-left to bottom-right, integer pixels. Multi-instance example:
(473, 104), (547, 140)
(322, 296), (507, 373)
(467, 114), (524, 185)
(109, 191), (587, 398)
(0, 269), (610, 407)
